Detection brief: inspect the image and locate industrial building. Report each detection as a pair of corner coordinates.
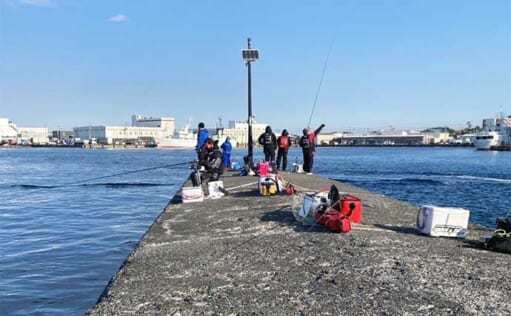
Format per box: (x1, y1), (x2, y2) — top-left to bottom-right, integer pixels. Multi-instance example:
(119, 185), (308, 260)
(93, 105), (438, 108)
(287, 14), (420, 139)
(17, 127), (50, 145)
(0, 118), (18, 144)
(334, 133), (425, 146)
(217, 120), (268, 147)
(1, 117), (49, 145)
(73, 115), (176, 145)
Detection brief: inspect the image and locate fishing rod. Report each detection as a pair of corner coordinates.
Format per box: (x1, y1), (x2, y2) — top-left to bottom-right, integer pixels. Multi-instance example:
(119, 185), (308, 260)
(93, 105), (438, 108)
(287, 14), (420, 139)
(63, 161), (193, 187)
(21, 160), (194, 189)
(307, 37), (336, 128)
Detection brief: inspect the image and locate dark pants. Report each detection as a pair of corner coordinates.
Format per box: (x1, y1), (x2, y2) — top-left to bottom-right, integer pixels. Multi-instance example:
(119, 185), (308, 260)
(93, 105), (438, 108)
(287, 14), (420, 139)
(303, 150), (314, 173)
(277, 149), (288, 171)
(264, 147), (276, 162)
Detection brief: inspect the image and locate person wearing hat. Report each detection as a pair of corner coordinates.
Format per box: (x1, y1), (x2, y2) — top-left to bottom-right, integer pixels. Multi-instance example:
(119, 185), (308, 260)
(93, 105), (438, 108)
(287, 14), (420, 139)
(276, 129), (291, 171)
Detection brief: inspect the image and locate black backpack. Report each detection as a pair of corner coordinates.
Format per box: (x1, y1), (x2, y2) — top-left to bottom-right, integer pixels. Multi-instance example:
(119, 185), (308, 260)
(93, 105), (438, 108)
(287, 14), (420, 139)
(301, 136), (310, 149)
(264, 133), (273, 146)
(496, 217), (511, 233)
(486, 217), (511, 254)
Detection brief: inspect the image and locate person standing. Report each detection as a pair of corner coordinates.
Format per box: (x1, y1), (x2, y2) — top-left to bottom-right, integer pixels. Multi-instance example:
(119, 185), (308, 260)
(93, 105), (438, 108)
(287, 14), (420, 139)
(299, 124), (325, 174)
(276, 129), (291, 171)
(258, 126), (277, 162)
(221, 137), (233, 170)
(196, 122), (209, 159)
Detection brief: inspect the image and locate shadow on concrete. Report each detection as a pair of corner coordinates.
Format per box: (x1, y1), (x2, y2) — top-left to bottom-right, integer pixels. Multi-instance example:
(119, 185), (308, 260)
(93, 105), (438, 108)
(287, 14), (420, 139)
(260, 207), (330, 233)
(230, 190), (263, 198)
(373, 224), (421, 236)
(374, 224), (489, 251)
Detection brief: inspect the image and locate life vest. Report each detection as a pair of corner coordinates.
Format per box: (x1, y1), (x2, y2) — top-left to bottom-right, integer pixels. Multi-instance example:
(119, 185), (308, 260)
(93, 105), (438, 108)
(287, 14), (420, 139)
(263, 133), (273, 146)
(278, 136), (290, 149)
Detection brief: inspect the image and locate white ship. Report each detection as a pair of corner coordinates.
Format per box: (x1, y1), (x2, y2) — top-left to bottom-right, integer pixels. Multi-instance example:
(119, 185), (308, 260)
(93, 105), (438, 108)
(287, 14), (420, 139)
(474, 114), (511, 150)
(158, 123), (196, 148)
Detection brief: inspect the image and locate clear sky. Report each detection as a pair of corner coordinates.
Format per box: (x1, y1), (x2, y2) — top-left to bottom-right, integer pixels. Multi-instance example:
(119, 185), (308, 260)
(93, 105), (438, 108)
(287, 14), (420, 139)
(1, 0), (510, 132)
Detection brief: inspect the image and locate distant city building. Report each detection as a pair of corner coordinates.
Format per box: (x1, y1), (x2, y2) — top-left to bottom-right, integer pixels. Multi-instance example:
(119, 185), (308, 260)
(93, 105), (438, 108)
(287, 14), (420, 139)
(335, 132), (425, 146)
(17, 127), (50, 145)
(316, 132), (345, 145)
(0, 118), (18, 144)
(217, 119), (269, 147)
(52, 130), (74, 140)
(422, 130), (452, 144)
(74, 115), (176, 145)
(131, 115), (175, 134)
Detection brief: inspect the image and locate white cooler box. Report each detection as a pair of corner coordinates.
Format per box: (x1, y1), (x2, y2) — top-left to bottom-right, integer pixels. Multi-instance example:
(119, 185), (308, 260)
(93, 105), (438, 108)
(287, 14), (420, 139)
(417, 205), (470, 238)
(182, 186), (204, 203)
(208, 181), (224, 200)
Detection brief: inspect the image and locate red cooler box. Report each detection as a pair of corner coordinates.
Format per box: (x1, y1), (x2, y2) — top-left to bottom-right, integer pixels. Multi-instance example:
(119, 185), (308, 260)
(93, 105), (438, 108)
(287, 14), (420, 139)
(341, 195), (363, 223)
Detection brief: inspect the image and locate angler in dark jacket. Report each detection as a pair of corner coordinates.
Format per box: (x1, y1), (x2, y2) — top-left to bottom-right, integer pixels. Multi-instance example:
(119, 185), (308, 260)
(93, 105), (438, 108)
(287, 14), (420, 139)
(276, 129), (291, 171)
(205, 140), (224, 181)
(299, 124), (325, 173)
(196, 122), (209, 158)
(198, 138), (214, 168)
(258, 126), (277, 162)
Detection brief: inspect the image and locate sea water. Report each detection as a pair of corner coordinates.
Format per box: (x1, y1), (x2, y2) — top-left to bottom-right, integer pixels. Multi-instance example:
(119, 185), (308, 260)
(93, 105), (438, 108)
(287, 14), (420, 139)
(0, 147), (510, 315)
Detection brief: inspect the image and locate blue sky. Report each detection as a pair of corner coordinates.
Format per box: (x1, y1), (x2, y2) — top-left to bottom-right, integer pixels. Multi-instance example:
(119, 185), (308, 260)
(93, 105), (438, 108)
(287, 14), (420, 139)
(1, 0), (510, 131)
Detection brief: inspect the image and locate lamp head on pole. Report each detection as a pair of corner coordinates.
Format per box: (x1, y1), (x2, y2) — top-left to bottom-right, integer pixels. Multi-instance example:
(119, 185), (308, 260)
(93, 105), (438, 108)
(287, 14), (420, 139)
(242, 38), (260, 64)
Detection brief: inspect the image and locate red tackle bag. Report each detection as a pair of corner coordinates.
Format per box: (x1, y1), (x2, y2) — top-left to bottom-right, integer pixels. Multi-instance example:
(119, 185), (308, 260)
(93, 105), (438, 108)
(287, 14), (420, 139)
(341, 195), (363, 223)
(322, 209), (352, 233)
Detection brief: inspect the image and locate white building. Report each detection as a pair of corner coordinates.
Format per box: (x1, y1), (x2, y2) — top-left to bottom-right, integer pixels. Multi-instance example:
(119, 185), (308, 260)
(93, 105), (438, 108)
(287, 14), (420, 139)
(422, 131), (452, 144)
(17, 127), (49, 144)
(74, 115), (176, 145)
(316, 132), (345, 145)
(0, 118), (18, 144)
(131, 115), (175, 135)
(217, 120), (269, 147)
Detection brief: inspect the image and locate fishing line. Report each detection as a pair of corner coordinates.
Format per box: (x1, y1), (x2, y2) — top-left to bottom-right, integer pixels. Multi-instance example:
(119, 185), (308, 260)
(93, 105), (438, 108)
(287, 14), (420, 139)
(307, 36), (337, 128)
(20, 161), (193, 189)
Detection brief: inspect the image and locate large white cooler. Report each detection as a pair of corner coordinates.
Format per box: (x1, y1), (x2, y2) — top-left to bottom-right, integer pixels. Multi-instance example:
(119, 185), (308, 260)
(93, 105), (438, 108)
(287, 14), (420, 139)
(417, 205), (470, 238)
(182, 186), (204, 203)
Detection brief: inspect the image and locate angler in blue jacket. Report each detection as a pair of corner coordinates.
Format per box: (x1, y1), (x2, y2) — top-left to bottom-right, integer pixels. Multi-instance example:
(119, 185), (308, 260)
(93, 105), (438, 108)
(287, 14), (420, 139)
(196, 122), (209, 158)
(221, 137), (233, 169)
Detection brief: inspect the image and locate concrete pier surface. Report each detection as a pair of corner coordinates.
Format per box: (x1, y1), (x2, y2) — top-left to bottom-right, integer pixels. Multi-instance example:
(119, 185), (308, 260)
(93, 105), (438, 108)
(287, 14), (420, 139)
(90, 173), (511, 315)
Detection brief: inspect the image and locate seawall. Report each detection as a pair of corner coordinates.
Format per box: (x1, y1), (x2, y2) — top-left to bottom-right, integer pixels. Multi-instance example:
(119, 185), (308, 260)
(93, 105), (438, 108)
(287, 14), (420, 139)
(90, 172), (511, 315)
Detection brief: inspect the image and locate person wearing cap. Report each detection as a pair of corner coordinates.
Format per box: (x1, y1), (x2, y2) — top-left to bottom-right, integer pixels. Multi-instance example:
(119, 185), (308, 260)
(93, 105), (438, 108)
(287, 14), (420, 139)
(276, 129), (291, 171)
(299, 124), (325, 174)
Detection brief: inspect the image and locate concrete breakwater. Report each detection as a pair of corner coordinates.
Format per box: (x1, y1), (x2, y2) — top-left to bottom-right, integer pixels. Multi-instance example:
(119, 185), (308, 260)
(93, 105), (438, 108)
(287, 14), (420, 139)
(90, 173), (511, 315)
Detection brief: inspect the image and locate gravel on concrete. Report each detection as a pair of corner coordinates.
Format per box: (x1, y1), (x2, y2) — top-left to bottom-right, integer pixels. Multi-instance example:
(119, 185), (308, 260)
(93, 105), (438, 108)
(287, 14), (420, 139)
(90, 172), (511, 316)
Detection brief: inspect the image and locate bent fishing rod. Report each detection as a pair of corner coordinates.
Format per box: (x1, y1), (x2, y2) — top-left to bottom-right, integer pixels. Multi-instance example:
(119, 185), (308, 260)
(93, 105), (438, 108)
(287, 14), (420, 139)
(307, 36), (336, 128)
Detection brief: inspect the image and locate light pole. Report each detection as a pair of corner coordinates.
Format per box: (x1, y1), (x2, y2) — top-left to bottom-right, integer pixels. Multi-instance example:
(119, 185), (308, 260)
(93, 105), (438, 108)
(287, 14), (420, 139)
(242, 38), (259, 168)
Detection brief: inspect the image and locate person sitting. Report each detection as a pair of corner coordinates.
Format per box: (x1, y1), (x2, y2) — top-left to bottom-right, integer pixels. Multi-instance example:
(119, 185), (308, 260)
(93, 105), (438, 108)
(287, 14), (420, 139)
(206, 140), (224, 181)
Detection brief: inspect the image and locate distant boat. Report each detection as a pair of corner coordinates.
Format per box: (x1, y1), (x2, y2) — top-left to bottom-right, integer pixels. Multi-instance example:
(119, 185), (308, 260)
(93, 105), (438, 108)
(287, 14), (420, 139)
(475, 114), (511, 150)
(158, 123), (196, 148)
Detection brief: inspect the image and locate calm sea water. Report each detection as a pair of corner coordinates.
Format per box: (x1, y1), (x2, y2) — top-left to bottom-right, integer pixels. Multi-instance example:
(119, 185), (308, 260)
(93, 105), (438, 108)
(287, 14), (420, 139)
(1, 147), (510, 315)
